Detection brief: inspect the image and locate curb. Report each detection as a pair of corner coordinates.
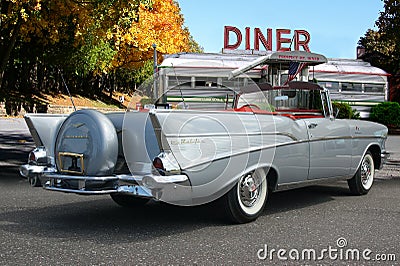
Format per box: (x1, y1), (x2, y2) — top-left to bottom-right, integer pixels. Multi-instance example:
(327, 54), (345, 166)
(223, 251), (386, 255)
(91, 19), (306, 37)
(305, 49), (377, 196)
(389, 128), (400, 135)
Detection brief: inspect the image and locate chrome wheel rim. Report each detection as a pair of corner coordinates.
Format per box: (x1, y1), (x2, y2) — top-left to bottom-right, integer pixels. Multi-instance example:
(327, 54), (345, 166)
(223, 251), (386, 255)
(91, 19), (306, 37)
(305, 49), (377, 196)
(237, 169), (267, 216)
(361, 154), (374, 189)
(239, 173), (261, 207)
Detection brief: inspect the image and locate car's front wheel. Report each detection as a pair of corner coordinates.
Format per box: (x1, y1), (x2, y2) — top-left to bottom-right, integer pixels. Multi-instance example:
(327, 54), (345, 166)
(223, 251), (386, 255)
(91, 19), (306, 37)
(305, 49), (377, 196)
(348, 151), (375, 195)
(224, 168), (268, 223)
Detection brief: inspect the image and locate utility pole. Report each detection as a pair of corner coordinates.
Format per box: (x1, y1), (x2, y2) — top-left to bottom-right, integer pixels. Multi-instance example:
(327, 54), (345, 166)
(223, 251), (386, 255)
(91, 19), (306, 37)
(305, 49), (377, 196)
(152, 43), (158, 100)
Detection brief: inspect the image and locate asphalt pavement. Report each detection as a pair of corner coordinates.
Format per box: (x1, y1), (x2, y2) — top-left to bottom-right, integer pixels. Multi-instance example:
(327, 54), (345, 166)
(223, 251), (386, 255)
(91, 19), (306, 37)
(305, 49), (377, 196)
(0, 118), (399, 265)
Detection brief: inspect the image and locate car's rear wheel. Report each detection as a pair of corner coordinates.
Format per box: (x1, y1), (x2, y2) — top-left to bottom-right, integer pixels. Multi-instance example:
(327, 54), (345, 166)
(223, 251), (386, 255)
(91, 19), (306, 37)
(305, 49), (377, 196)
(224, 168), (268, 223)
(110, 194), (150, 208)
(348, 151), (375, 195)
(28, 174), (41, 187)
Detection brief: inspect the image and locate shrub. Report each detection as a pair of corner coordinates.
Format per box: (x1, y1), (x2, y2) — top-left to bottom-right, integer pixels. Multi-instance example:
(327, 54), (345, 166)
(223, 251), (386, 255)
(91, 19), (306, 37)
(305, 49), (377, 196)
(369, 102), (400, 127)
(140, 97), (154, 106)
(332, 101), (360, 119)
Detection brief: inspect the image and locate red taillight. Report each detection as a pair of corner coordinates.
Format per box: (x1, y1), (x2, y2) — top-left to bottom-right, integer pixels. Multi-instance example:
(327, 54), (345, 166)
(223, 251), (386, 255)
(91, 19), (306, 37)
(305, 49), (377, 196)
(153, 157), (164, 170)
(29, 152), (36, 162)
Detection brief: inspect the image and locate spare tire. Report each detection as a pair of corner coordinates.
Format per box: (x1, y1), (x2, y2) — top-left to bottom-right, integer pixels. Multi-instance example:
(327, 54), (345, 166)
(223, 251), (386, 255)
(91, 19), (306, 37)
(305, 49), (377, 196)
(55, 109), (118, 176)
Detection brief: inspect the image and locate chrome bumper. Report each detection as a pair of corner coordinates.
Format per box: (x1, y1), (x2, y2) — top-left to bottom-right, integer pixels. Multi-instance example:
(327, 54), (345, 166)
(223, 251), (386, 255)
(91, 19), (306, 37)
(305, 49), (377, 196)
(42, 173), (192, 204)
(381, 151), (390, 169)
(19, 164), (56, 178)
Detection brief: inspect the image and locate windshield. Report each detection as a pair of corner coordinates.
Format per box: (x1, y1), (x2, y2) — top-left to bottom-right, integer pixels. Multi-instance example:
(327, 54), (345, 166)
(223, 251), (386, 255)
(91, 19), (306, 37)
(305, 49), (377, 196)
(158, 81), (236, 110)
(237, 89), (324, 113)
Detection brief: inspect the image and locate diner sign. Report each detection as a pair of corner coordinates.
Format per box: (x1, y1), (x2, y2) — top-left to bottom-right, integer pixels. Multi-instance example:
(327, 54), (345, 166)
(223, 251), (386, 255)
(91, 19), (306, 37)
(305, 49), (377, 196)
(224, 26), (311, 52)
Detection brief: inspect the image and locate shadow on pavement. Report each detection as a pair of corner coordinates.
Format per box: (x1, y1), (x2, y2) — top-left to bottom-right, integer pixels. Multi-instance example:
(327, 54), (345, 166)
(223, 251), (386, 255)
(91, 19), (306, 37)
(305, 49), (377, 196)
(0, 180), (346, 244)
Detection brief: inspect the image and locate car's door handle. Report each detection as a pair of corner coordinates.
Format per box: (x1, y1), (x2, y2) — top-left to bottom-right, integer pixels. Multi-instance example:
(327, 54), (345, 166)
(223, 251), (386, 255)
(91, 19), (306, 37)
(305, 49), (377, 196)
(308, 123), (318, 129)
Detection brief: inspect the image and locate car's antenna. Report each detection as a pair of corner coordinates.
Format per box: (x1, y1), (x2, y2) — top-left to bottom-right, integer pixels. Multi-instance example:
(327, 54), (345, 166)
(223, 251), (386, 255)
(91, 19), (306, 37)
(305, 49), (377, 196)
(171, 63), (188, 109)
(58, 69), (76, 112)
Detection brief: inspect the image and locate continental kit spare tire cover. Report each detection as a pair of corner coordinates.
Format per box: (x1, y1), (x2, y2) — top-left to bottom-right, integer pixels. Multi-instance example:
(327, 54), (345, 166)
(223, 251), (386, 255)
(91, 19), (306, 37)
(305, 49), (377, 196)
(55, 109), (118, 176)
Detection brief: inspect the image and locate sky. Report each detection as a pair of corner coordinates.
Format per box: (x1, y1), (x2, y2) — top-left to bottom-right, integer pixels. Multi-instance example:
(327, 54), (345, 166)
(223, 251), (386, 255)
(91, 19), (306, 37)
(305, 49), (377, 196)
(177, 0), (384, 59)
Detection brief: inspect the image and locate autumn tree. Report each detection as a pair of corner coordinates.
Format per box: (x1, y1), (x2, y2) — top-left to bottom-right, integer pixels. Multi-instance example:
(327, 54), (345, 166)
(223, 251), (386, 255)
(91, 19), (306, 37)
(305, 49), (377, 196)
(110, 0), (196, 69)
(0, 0), (201, 114)
(0, 0), (42, 86)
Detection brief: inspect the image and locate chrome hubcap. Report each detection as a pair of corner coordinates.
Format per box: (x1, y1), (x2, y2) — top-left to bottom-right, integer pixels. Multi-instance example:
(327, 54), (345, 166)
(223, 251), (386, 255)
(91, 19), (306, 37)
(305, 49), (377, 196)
(361, 157), (372, 185)
(239, 173), (261, 207)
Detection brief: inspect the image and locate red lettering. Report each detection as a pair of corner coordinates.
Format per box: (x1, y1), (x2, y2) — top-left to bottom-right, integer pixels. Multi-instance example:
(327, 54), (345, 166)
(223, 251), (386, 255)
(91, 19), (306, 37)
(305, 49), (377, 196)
(307, 56), (319, 61)
(224, 26), (242, 50)
(223, 26), (312, 52)
(278, 55), (299, 60)
(276, 29), (292, 52)
(294, 30), (311, 52)
(245, 27), (251, 50)
(254, 28), (272, 51)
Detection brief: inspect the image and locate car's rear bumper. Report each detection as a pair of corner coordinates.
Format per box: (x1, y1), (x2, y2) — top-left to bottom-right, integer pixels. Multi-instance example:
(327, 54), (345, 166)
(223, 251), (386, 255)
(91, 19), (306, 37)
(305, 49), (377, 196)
(42, 172), (192, 204)
(19, 164), (56, 178)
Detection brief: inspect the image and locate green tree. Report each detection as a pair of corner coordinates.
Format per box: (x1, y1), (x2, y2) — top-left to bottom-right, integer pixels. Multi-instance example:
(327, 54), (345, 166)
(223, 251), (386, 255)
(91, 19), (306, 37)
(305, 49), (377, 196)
(358, 0), (400, 102)
(359, 1), (399, 73)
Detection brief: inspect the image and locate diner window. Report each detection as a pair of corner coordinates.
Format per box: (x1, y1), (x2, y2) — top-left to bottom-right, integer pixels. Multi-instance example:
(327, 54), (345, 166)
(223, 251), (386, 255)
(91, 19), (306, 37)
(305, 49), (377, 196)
(319, 81), (340, 91)
(364, 84), (384, 93)
(341, 83), (362, 92)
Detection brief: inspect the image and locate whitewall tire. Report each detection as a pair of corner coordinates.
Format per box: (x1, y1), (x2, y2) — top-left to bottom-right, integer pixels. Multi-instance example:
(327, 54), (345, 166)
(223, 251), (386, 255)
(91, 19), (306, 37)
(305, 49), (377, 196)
(225, 168), (268, 223)
(348, 151), (375, 195)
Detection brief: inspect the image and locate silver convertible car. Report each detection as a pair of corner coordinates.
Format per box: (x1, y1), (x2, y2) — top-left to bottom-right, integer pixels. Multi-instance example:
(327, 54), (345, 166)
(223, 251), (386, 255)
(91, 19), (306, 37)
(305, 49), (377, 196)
(20, 54), (388, 224)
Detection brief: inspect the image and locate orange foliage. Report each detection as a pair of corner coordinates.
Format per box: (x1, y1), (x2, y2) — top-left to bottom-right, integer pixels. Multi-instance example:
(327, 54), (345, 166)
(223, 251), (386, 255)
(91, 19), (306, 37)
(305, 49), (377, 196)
(111, 0), (192, 69)
(3, 0), (195, 73)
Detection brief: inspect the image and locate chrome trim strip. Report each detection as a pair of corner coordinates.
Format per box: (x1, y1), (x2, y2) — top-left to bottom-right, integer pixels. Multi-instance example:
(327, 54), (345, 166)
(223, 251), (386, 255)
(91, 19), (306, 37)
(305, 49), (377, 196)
(309, 135), (384, 142)
(44, 184), (154, 197)
(164, 131), (299, 141)
(43, 173), (118, 182)
(44, 187), (118, 194)
(142, 174), (189, 189)
(144, 174), (188, 184)
(276, 176), (351, 191)
(151, 109), (254, 115)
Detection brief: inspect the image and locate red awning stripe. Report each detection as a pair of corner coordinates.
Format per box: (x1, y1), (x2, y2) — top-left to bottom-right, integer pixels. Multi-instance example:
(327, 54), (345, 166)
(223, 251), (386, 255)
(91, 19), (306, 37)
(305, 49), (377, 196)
(310, 69), (391, 77)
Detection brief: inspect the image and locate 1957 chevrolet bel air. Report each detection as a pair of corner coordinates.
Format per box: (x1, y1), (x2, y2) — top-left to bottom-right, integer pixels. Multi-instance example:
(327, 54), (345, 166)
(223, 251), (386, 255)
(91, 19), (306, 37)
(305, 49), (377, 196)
(20, 54), (389, 224)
